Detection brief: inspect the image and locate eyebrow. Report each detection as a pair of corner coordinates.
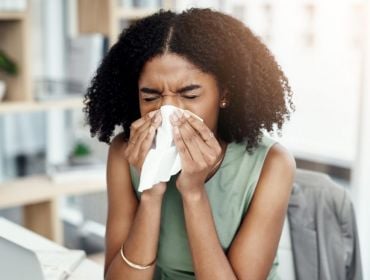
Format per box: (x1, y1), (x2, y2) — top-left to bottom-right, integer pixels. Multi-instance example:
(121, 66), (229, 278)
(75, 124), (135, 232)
(139, 84), (201, 94)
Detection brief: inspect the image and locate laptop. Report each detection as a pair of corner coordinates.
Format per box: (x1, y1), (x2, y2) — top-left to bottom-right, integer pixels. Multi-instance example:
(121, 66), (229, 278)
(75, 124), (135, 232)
(0, 236), (86, 280)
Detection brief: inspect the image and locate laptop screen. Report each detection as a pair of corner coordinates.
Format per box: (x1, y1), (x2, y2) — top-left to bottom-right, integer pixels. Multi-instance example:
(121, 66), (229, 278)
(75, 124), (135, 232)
(0, 236), (45, 280)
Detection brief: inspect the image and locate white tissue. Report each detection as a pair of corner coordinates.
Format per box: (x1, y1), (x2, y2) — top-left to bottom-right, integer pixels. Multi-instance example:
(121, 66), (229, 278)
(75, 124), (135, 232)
(138, 105), (203, 192)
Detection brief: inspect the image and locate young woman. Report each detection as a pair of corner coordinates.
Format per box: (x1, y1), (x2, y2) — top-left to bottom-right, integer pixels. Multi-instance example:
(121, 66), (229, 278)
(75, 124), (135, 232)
(83, 8), (296, 280)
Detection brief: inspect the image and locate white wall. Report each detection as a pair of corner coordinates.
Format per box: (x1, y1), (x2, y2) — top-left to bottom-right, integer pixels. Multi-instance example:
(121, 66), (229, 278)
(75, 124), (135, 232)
(248, 1), (364, 167)
(352, 1), (370, 278)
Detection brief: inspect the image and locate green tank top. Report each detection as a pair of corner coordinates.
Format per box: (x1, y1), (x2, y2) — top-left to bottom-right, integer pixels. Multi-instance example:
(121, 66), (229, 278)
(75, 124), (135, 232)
(129, 134), (281, 280)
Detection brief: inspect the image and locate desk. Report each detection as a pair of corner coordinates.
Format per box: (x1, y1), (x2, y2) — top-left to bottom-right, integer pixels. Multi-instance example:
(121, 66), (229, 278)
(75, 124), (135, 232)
(0, 175), (106, 244)
(0, 217), (103, 279)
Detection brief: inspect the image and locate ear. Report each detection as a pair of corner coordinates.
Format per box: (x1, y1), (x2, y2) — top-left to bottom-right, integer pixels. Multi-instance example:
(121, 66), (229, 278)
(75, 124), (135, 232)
(219, 89), (229, 109)
(220, 89), (229, 101)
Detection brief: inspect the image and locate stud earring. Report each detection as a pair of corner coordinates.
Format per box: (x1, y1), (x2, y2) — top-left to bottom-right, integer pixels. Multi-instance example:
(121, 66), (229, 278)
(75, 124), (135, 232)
(220, 101), (227, 108)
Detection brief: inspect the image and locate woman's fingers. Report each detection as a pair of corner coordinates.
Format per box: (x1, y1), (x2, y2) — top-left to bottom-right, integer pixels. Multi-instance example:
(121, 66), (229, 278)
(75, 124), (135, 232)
(137, 115), (161, 164)
(171, 111), (219, 166)
(184, 110), (219, 149)
(129, 110), (157, 144)
(176, 119), (206, 165)
(172, 125), (193, 167)
(132, 113), (159, 153)
(125, 110), (161, 171)
(130, 110), (157, 132)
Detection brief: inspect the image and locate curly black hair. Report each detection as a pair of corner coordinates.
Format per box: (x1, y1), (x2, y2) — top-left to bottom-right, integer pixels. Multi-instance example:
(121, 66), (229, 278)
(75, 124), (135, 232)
(83, 7), (295, 153)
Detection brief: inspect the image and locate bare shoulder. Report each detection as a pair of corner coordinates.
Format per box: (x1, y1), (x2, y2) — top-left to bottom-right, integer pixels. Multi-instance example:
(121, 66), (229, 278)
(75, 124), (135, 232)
(108, 133), (132, 166)
(106, 132), (133, 189)
(263, 142), (296, 178)
(109, 132), (129, 158)
(255, 141), (296, 196)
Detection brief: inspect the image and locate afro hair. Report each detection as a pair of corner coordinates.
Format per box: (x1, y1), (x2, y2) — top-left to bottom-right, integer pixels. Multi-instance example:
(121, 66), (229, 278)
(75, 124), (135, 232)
(83, 8), (295, 153)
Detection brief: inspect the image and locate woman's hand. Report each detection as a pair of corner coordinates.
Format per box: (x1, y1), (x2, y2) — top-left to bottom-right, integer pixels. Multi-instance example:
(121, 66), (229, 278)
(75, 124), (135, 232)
(124, 109), (167, 196)
(170, 110), (223, 197)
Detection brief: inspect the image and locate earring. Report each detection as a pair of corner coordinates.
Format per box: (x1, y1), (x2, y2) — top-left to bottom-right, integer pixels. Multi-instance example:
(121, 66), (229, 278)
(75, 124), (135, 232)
(220, 101), (227, 108)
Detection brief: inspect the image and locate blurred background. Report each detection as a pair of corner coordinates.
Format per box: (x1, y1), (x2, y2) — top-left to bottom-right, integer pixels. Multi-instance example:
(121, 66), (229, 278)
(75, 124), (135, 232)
(0, 0), (369, 278)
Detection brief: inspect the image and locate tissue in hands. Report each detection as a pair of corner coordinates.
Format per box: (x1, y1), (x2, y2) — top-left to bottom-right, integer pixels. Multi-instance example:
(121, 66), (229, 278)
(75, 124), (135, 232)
(138, 105), (203, 192)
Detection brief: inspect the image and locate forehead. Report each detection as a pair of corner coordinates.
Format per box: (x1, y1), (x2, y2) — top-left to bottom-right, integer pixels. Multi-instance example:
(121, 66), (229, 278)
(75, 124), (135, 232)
(138, 53), (203, 84)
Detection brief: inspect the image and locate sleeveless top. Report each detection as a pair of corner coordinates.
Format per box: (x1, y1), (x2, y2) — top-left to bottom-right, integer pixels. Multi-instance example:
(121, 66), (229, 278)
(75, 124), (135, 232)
(129, 134), (281, 280)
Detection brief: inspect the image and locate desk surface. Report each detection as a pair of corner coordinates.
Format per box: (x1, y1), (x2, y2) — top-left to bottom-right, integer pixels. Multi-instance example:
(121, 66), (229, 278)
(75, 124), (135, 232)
(0, 175), (106, 208)
(0, 217), (103, 279)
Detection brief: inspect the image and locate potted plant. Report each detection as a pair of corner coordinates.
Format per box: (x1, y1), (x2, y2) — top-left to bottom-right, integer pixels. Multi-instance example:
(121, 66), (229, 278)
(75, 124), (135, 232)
(69, 141), (93, 165)
(0, 49), (18, 101)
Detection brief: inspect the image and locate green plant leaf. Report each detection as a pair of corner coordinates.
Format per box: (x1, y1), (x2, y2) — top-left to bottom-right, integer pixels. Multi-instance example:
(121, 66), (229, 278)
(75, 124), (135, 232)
(0, 49), (18, 76)
(73, 142), (91, 157)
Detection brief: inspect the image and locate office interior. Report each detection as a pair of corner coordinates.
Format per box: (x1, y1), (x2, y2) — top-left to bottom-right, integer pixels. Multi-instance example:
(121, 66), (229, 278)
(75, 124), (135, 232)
(0, 0), (369, 279)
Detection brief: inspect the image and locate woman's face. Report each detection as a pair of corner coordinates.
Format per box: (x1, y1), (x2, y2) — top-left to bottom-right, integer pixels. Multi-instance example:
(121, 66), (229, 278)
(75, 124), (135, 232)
(138, 53), (223, 136)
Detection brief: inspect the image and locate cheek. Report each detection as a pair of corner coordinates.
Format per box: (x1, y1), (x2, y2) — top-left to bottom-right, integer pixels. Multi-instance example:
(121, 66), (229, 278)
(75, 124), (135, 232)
(191, 108), (219, 132)
(204, 115), (219, 132)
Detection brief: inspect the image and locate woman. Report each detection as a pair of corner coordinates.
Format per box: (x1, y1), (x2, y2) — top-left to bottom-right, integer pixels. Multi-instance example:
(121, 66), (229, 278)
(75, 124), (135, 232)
(83, 8), (296, 280)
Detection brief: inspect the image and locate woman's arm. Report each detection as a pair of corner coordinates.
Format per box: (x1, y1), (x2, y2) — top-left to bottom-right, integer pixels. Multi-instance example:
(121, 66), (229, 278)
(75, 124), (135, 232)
(104, 134), (164, 280)
(182, 187), (237, 280)
(181, 143), (295, 280)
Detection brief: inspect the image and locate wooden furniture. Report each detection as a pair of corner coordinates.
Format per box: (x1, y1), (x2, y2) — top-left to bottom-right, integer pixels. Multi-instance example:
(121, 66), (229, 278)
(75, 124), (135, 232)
(0, 0), (174, 112)
(0, 175), (106, 244)
(78, 0), (173, 46)
(0, 5), (31, 102)
(0, 1), (84, 113)
(0, 96), (83, 114)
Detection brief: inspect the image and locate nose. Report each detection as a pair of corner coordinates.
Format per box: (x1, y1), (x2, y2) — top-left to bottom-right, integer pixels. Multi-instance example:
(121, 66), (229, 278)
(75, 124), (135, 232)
(159, 91), (182, 109)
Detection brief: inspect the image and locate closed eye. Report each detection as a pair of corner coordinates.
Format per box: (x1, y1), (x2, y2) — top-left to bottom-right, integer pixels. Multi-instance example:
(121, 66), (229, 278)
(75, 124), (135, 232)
(140, 84), (201, 102)
(181, 95), (198, 99)
(143, 95), (198, 102)
(140, 84), (201, 94)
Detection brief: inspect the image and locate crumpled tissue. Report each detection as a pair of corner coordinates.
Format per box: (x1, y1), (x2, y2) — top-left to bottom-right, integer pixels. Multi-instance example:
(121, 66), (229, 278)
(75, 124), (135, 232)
(138, 105), (203, 192)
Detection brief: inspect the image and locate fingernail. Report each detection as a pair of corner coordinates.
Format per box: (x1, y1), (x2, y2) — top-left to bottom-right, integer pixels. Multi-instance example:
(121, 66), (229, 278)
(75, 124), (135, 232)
(175, 110), (183, 119)
(148, 111), (156, 118)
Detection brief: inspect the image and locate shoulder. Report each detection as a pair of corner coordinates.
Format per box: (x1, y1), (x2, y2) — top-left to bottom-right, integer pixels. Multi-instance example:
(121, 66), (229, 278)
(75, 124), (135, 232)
(265, 142), (296, 172)
(106, 132), (138, 199)
(250, 135), (296, 177)
(109, 132), (129, 158)
(107, 133), (132, 177)
(257, 140), (296, 195)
